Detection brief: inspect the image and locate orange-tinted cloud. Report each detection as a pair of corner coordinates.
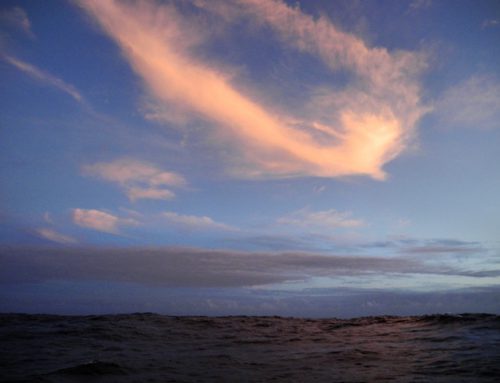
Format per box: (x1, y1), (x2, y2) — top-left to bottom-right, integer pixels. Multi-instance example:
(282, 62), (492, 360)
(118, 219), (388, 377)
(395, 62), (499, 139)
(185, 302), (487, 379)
(78, 0), (427, 180)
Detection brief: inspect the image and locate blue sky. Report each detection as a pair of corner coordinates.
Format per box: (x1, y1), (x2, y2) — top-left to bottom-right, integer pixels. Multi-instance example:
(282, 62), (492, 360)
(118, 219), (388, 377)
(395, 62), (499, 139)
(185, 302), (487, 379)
(1, 0), (499, 317)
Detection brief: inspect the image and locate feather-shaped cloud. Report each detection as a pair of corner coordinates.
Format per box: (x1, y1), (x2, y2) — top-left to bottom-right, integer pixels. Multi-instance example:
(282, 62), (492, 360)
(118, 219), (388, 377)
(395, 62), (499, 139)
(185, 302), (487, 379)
(77, 0), (428, 180)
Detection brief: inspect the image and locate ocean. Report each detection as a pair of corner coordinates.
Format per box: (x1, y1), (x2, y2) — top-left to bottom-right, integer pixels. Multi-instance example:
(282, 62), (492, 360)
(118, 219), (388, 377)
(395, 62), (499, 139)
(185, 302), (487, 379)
(1, 313), (499, 382)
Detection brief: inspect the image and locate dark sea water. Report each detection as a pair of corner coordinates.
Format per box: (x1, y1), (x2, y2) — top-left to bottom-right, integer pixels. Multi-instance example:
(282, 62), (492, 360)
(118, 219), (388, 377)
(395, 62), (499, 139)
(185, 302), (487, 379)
(1, 313), (499, 382)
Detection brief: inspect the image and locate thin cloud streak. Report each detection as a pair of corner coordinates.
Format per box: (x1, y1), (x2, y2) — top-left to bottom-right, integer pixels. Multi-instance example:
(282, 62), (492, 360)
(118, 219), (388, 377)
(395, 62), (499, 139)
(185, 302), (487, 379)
(408, 0), (433, 12)
(278, 208), (364, 230)
(1, 54), (83, 102)
(77, 0), (428, 180)
(163, 212), (237, 232)
(127, 187), (175, 202)
(403, 246), (484, 255)
(35, 228), (77, 244)
(482, 19), (499, 29)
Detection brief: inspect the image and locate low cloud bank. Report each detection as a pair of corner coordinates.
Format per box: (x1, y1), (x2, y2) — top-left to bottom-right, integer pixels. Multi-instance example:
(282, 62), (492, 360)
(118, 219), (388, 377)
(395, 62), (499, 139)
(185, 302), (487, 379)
(1, 246), (496, 288)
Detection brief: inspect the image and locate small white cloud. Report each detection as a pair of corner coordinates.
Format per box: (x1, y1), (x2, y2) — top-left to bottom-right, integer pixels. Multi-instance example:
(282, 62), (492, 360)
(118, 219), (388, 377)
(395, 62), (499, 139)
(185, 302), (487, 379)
(409, 0), (432, 12)
(43, 212), (53, 224)
(435, 74), (500, 130)
(72, 208), (138, 234)
(36, 227), (77, 244)
(278, 208), (364, 230)
(482, 19), (499, 29)
(0, 7), (34, 37)
(83, 158), (185, 201)
(396, 218), (412, 229)
(313, 185), (326, 194)
(163, 211), (236, 231)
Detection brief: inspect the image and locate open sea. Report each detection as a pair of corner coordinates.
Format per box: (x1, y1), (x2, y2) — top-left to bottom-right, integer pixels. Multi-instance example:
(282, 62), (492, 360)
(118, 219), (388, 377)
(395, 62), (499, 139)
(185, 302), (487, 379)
(1, 313), (499, 382)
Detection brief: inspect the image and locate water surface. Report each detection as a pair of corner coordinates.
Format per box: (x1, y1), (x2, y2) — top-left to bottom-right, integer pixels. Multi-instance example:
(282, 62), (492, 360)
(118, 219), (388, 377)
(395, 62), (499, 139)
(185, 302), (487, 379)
(1, 313), (499, 382)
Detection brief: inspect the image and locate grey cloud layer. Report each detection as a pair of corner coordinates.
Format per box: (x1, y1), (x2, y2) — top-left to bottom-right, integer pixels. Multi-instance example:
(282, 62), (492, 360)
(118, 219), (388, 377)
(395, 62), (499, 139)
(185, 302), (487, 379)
(1, 246), (496, 288)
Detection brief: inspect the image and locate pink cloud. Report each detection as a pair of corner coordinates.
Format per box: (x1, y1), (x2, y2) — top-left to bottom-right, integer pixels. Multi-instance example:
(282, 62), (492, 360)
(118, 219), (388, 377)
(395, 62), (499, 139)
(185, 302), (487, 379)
(77, 0), (428, 180)
(36, 228), (77, 244)
(1, 55), (83, 102)
(72, 208), (138, 234)
(127, 186), (175, 202)
(83, 158), (185, 201)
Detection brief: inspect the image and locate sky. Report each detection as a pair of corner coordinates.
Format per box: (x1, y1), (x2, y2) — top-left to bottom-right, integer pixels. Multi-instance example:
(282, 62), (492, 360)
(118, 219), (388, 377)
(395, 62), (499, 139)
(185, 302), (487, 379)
(1, 0), (500, 317)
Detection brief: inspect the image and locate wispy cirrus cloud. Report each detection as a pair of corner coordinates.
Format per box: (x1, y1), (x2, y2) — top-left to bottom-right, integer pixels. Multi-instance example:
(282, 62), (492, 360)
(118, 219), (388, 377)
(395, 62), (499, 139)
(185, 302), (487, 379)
(278, 208), (364, 231)
(0, 6), (34, 37)
(77, 0), (428, 180)
(1, 54), (83, 102)
(163, 212), (236, 232)
(435, 74), (500, 130)
(83, 158), (186, 201)
(72, 208), (138, 234)
(35, 227), (77, 244)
